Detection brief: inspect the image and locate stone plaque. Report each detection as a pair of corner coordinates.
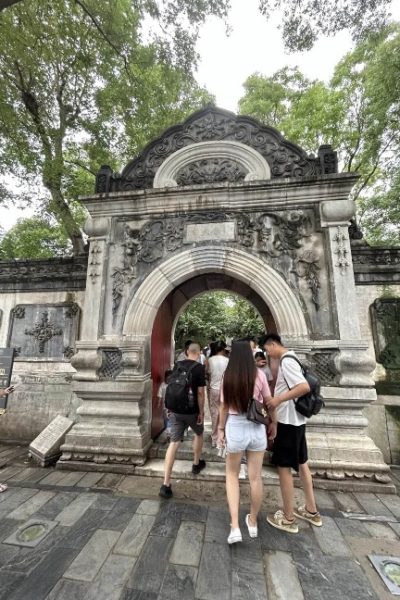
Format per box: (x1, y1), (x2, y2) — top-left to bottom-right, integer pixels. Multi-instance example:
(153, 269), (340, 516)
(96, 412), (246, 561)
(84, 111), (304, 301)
(8, 303), (80, 360)
(184, 221), (236, 243)
(29, 415), (74, 467)
(370, 298), (400, 394)
(0, 348), (15, 410)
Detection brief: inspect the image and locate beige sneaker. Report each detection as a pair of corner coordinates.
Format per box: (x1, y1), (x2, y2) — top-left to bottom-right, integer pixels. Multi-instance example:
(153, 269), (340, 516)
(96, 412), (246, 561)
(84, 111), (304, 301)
(267, 509), (299, 534)
(293, 505), (322, 527)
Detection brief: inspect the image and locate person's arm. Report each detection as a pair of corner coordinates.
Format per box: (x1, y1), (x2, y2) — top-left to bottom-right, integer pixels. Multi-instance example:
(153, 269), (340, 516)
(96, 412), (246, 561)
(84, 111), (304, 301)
(217, 401), (228, 445)
(267, 381), (310, 409)
(265, 397), (278, 440)
(197, 386), (205, 424)
(0, 386), (14, 397)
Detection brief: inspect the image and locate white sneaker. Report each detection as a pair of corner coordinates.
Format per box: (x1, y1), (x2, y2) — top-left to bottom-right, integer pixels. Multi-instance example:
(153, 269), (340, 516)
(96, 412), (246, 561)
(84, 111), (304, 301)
(245, 513), (258, 538)
(227, 527), (242, 544)
(239, 463), (247, 479)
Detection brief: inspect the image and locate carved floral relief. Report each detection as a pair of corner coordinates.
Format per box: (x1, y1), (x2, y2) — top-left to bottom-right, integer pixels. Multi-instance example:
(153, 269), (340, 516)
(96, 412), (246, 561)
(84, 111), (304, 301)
(112, 209), (323, 315)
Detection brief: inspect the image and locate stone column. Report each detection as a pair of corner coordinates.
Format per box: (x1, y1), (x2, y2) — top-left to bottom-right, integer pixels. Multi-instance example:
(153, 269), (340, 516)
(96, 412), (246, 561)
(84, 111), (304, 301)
(303, 199), (392, 486)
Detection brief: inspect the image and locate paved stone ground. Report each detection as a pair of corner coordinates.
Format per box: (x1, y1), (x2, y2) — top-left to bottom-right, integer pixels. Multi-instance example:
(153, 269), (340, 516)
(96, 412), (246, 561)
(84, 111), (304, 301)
(1, 451), (400, 599)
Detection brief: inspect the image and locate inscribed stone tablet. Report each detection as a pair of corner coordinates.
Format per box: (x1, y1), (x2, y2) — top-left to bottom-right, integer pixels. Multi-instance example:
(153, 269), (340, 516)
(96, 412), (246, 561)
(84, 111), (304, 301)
(184, 222), (236, 243)
(29, 416), (74, 464)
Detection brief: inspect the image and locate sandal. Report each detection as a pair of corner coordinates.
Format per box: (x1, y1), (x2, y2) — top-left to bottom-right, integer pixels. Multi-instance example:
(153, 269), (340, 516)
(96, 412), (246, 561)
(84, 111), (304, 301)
(0, 483), (8, 493)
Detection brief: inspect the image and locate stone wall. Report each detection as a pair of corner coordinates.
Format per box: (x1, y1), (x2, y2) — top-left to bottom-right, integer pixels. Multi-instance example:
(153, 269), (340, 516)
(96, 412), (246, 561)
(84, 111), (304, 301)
(356, 281), (400, 464)
(0, 257), (86, 443)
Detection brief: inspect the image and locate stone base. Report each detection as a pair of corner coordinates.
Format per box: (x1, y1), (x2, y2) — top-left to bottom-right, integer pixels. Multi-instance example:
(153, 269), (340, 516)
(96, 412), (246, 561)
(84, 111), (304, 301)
(307, 429), (392, 485)
(56, 460), (136, 474)
(30, 450), (61, 468)
(58, 436), (153, 471)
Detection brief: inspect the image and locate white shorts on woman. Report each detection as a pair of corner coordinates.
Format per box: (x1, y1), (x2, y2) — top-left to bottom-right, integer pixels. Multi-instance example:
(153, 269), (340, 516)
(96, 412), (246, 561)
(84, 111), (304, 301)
(225, 414), (267, 453)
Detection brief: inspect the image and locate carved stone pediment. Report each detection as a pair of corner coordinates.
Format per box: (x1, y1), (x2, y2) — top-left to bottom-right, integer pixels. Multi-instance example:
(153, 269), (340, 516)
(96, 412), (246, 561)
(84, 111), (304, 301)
(95, 106), (337, 192)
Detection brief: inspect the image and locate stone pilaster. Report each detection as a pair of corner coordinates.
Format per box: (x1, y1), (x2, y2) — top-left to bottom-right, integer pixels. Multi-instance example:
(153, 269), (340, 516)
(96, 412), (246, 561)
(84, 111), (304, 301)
(59, 338), (152, 471)
(300, 198), (392, 485)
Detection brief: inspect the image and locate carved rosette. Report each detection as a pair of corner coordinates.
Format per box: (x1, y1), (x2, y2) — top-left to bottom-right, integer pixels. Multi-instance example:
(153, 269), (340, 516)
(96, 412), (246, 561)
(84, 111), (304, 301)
(24, 311), (63, 354)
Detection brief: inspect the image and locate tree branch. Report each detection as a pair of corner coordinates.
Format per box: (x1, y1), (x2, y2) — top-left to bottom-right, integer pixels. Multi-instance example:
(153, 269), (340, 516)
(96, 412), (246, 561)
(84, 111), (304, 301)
(64, 159), (96, 176)
(74, 0), (130, 72)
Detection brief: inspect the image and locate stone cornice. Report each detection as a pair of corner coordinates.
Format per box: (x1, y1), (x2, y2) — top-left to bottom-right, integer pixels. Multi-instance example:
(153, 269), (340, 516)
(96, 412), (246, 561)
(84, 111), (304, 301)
(351, 242), (400, 285)
(0, 256), (88, 292)
(81, 173), (359, 219)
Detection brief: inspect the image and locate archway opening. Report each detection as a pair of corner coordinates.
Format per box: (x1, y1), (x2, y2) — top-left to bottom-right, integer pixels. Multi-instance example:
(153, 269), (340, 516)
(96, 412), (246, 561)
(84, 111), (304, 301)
(150, 273), (277, 437)
(174, 290), (265, 353)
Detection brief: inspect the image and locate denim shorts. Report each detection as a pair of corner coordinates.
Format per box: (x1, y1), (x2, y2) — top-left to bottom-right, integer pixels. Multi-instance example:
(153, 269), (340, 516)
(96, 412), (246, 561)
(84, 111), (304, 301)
(225, 414), (267, 453)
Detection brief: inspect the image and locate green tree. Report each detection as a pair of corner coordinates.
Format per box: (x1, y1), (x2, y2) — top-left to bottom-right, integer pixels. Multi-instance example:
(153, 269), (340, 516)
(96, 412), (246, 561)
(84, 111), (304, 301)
(259, 0), (392, 51)
(0, 0), (228, 255)
(0, 216), (72, 259)
(175, 292), (264, 350)
(239, 25), (400, 244)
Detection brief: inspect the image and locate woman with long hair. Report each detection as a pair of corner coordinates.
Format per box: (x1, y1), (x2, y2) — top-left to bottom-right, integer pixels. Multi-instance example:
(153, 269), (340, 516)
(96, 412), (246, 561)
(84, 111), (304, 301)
(217, 341), (276, 544)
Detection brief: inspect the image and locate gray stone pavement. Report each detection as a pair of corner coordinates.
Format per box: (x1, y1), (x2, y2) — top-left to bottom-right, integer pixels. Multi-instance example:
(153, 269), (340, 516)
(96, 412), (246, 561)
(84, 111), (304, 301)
(0, 461), (400, 599)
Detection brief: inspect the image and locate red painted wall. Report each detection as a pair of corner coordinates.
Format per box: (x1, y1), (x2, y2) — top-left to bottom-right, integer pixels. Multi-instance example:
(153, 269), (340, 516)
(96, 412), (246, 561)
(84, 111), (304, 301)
(151, 296), (173, 438)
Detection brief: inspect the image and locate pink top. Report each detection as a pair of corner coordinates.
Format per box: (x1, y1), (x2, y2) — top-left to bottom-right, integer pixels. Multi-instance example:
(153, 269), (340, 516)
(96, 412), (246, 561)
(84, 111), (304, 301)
(220, 369), (271, 414)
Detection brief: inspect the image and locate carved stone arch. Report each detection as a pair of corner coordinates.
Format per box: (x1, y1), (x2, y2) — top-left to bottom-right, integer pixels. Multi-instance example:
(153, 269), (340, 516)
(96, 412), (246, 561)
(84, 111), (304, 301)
(96, 106), (337, 193)
(153, 140), (271, 188)
(123, 246), (308, 338)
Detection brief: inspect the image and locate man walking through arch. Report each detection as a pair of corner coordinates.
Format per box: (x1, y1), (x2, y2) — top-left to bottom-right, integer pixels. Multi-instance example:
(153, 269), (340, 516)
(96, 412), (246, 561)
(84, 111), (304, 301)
(159, 343), (206, 498)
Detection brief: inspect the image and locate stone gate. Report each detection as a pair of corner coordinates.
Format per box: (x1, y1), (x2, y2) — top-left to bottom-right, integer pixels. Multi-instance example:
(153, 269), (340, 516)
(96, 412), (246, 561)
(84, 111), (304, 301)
(52, 106), (390, 483)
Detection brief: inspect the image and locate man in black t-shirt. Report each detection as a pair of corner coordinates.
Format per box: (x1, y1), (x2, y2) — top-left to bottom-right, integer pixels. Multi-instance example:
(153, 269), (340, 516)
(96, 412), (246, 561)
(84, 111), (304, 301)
(160, 343), (206, 499)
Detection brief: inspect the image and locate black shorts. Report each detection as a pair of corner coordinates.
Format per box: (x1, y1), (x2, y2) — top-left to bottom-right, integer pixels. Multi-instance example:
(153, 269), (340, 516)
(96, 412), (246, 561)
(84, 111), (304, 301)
(169, 412), (204, 442)
(271, 422), (308, 472)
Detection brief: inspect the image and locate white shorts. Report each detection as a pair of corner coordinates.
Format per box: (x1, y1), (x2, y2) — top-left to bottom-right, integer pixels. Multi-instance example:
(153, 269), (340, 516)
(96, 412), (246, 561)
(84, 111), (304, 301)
(225, 414), (267, 453)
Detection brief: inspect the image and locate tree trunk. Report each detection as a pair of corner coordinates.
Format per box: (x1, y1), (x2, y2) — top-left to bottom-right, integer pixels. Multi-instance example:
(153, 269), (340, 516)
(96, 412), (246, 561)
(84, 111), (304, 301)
(48, 187), (86, 255)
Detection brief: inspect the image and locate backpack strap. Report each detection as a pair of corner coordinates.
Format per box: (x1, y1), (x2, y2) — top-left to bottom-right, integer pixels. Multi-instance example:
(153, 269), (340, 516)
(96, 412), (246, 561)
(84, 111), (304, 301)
(279, 355), (305, 391)
(176, 361), (198, 380)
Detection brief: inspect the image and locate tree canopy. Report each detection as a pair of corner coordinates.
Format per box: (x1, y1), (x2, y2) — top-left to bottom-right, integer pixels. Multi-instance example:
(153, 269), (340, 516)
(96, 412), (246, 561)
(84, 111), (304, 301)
(259, 0), (393, 51)
(239, 25), (400, 245)
(175, 292), (265, 350)
(0, 216), (72, 259)
(0, 0), (228, 256)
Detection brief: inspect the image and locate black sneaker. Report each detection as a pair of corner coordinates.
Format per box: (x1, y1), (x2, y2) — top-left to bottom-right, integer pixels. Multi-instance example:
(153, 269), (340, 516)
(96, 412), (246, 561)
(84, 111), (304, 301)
(192, 459), (206, 475)
(159, 484), (173, 498)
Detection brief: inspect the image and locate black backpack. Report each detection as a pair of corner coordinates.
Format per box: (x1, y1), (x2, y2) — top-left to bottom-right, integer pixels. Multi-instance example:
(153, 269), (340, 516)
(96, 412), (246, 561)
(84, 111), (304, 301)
(281, 355), (324, 418)
(165, 362), (198, 414)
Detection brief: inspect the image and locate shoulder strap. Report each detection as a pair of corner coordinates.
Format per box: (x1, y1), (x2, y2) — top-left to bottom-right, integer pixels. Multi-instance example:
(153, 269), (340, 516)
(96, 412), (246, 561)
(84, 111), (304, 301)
(181, 361), (198, 378)
(280, 355), (305, 391)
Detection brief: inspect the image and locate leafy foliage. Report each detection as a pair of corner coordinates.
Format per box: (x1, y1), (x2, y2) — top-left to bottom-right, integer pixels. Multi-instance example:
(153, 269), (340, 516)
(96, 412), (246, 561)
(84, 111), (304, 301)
(0, 216), (72, 259)
(259, 0), (392, 51)
(239, 26), (400, 245)
(175, 292), (265, 350)
(0, 0), (228, 255)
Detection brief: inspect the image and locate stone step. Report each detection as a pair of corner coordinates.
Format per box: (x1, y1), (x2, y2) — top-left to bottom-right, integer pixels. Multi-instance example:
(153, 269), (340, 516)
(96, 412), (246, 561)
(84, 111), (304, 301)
(150, 432), (274, 466)
(135, 458), (280, 484)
